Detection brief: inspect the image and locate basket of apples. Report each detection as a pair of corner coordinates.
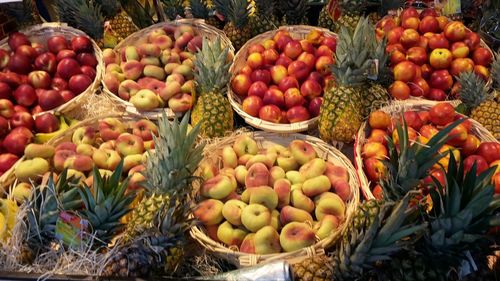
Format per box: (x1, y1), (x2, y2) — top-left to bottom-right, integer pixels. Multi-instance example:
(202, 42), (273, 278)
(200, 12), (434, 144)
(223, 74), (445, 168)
(0, 23), (103, 115)
(354, 99), (499, 200)
(1, 112), (156, 202)
(228, 26), (337, 133)
(102, 19), (234, 119)
(190, 131), (359, 267)
(376, 7), (494, 101)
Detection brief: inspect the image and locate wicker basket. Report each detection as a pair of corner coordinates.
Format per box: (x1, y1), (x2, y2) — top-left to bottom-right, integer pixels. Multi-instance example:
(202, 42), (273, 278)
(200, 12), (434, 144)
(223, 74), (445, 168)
(0, 22), (103, 117)
(190, 130), (359, 267)
(101, 18), (234, 119)
(228, 26), (337, 133)
(354, 99), (498, 200)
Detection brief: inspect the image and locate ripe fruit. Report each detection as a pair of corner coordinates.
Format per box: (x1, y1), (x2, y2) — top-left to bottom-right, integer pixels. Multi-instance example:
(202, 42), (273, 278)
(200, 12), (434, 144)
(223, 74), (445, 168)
(389, 81), (411, 100)
(443, 21), (467, 42)
(394, 61), (417, 82)
(429, 103), (455, 125)
(472, 47), (493, 67)
(429, 48), (453, 69)
(429, 70), (453, 91)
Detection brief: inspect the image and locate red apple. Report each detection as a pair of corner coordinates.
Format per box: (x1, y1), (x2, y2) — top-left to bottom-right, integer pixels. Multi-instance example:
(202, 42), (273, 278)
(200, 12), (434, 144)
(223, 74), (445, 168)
(474, 65), (490, 81)
(0, 99), (15, 118)
(321, 36), (337, 51)
(284, 40), (303, 60)
(68, 74), (92, 95)
(428, 33), (450, 49)
(248, 43), (265, 54)
(307, 71), (325, 87)
(263, 88), (285, 108)
(15, 45), (37, 62)
(402, 17), (420, 30)
(259, 104), (282, 123)
(476, 142), (500, 164)
(401, 7), (419, 21)
(386, 43), (405, 53)
(262, 49), (279, 65)
(232, 74), (252, 96)
(276, 34), (293, 52)
(417, 36), (429, 50)
(0, 116), (8, 137)
(80, 65), (96, 80)
(0, 153), (19, 173)
(286, 106), (310, 123)
(389, 81), (411, 100)
(387, 27), (404, 45)
(450, 42), (470, 58)
(420, 8), (439, 18)
(51, 77), (68, 91)
(242, 95), (264, 117)
(288, 61), (310, 81)
(300, 79), (322, 100)
(406, 47), (428, 65)
(9, 111), (34, 130)
(38, 89), (65, 111)
(308, 97), (322, 117)
(429, 70), (453, 91)
(276, 55), (293, 68)
(8, 32), (31, 51)
(57, 58), (82, 80)
(315, 56), (334, 74)
(297, 52), (316, 70)
(28, 70), (52, 89)
(410, 78), (430, 97)
(240, 65), (252, 76)
(2, 126), (34, 156)
(393, 61), (418, 82)
(429, 102), (455, 125)
(71, 35), (93, 53)
(250, 69), (272, 85)
(472, 47), (493, 67)
(400, 29), (420, 48)
(60, 90), (76, 102)
(420, 64), (433, 79)
(248, 81), (268, 98)
(315, 45), (334, 58)
(450, 58), (475, 76)
(390, 50), (407, 66)
(13, 84), (37, 107)
(300, 39), (315, 54)
(0, 49), (9, 69)
(446, 123), (468, 146)
(278, 76), (299, 93)
(8, 53), (32, 74)
(444, 21), (467, 42)
(270, 65), (288, 84)
(426, 88), (447, 101)
(35, 112), (60, 133)
(56, 49), (76, 62)
(247, 52), (264, 69)
(463, 155), (489, 175)
(419, 16), (440, 33)
(464, 31), (480, 51)
(284, 88), (305, 109)
(0, 82), (12, 100)
(462, 135), (481, 156)
(76, 53), (98, 68)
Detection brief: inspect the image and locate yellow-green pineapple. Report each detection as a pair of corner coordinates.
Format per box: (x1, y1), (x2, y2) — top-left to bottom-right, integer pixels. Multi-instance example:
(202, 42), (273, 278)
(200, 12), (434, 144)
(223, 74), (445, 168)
(318, 1), (338, 32)
(215, 0), (253, 51)
(280, 0), (309, 25)
(318, 17), (373, 143)
(191, 37), (234, 138)
(249, 0), (278, 37)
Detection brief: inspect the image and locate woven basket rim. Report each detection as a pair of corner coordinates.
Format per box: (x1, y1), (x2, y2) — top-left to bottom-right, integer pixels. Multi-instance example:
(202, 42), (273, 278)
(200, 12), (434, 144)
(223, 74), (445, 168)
(228, 25), (337, 133)
(101, 18), (234, 120)
(190, 130), (360, 267)
(354, 99), (499, 200)
(0, 22), (103, 117)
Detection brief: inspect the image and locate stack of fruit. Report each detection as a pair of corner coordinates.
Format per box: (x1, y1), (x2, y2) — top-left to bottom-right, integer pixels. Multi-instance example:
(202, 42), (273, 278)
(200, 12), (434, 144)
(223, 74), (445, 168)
(6, 115), (158, 205)
(102, 21), (232, 116)
(229, 28), (336, 131)
(0, 30), (101, 112)
(0, 112), (72, 181)
(376, 7), (494, 100)
(356, 101), (500, 199)
(192, 133), (357, 261)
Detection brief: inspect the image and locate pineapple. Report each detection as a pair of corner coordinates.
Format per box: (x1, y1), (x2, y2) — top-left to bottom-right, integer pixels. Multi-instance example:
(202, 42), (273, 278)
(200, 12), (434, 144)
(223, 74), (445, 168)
(335, 0), (367, 32)
(250, 0), (278, 36)
(318, 18), (373, 144)
(56, 0), (104, 43)
(318, 1), (338, 32)
(96, 0), (139, 44)
(162, 0), (186, 20)
(189, 0), (224, 29)
(4, 0), (42, 30)
(457, 71), (500, 140)
(280, 0), (309, 25)
(292, 255), (332, 281)
(191, 37), (233, 138)
(215, 0), (253, 51)
(117, 113), (204, 276)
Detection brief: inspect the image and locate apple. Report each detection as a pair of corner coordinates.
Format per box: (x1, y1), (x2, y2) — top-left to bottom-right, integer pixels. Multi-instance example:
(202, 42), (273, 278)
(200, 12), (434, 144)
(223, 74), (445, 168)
(8, 53), (32, 74)
(390, 50), (407, 66)
(389, 81), (410, 100)
(284, 40), (303, 60)
(450, 58), (474, 76)
(308, 97), (322, 117)
(248, 43), (265, 54)
(242, 96), (264, 117)
(278, 76), (299, 93)
(428, 33), (450, 50)
(410, 78), (430, 97)
(16, 45), (37, 62)
(419, 16), (440, 33)
(13, 84), (37, 107)
(393, 61), (418, 82)
(3, 127), (34, 156)
(35, 113), (60, 133)
(472, 47), (493, 67)
(401, 7), (419, 21)
(286, 106), (310, 123)
(400, 29), (420, 48)
(0, 153), (19, 173)
(429, 102), (455, 125)
(71, 36), (93, 53)
(464, 31), (480, 51)
(402, 111), (423, 131)
(38, 89), (65, 111)
(315, 45), (334, 58)
(315, 56), (334, 74)
(450, 42), (470, 58)
(259, 104), (282, 123)
(300, 79), (322, 100)
(0, 82), (12, 100)
(276, 55), (293, 68)
(476, 142), (500, 164)
(402, 17), (420, 30)
(9, 111), (34, 130)
(429, 70), (453, 91)
(56, 50), (76, 62)
(262, 49), (279, 65)
(386, 43), (405, 53)
(48, 36), (68, 53)
(387, 27), (404, 45)
(429, 48), (453, 69)
(247, 52), (264, 69)
(474, 65), (490, 81)
(444, 21), (467, 42)
(0, 99), (15, 118)
(231, 74), (252, 96)
(28, 70), (52, 89)
(57, 58), (82, 80)
(463, 155), (489, 175)
(8, 32), (31, 50)
(406, 47), (428, 65)
(271, 65), (288, 84)
(288, 61), (309, 81)
(250, 69), (272, 85)
(68, 74), (92, 95)
(284, 88), (305, 109)
(362, 141), (388, 160)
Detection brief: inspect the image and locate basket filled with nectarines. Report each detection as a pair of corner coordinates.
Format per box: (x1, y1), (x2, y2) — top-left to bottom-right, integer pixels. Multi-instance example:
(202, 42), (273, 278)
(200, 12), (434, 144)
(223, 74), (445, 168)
(354, 99), (499, 200)
(190, 131), (359, 267)
(228, 26), (337, 133)
(0, 22), (103, 116)
(375, 7), (494, 101)
(101, 18), (234, 119)
(0, 112), (157, 198)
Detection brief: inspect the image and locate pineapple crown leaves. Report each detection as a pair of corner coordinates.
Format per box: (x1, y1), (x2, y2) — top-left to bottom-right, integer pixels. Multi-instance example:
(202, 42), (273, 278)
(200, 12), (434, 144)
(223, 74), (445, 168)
(26, 169), (83, 246)
(161, 0), (186, 20)
(194, 36), (231, 95)
(4, 0), (36, 23)
(55, 0), (104, 39)
(332, 17), (376, 86)
(157, 196), (195, 238)
(78, 161), (135, 246)
(94, 0), (121, 18)
(214, 0), (251, 28)
(370, 38), (393, 87)
(281, 0), (308, 24)
(380, 117), (465, 202)
(119, 0), (154, 28)
(190, 0), (210, 18)
(253, 0), (275, 18)
(141, 112), (205, 197)
(491, 51), (500, 89)
(457, 71), (493, 111)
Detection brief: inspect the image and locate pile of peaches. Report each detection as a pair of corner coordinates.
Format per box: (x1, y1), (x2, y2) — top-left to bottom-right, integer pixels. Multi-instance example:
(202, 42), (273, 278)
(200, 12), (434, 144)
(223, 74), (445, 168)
(376, 7), (493, 100)
(230, 29), (336, 124)
(194, 135), (352, 254)
(360, 103), (500, 198)
(103, 24), (205, 113)
(8, 117), (157, 203)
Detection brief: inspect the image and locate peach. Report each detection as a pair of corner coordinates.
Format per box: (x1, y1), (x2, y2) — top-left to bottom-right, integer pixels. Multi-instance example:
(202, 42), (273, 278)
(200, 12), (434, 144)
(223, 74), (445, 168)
(72, 126), (96, 145)
(140, 56), (161, 66)
(240, 233), (256, 253)
(302, 175), (331, 197)
(159, 81), (181, 102)
(118, 79), (141, 101)
(194, 199), (224, 225)
(269, 166), (286, 185)
(324, 162), (349, 187)
(238, 154), (253, 166)
(285, 170), (306, 184)
(123, 154), (143, 173)
(122, 60), (144, 80)
(280, 206), (313, 225)
(217, 221), (248, 247)
(279, 222), (316, 252)
(274, 178), (291, 208)
(299, 158), (327, 180)
(168, 93), (193, 113)
(14, 157), (49, 182)
(245, 163), (270, 188)
(314, 215), (340, 240)
(315, 193), (345, 220)
(63, 155), (93, 172)
(271, 209), (280, 230)
(201, 174), (236, 199)
(53, 149), (76, 171)
(24, 143), (55, 159)
(245, 154), (274, 169)
(277, 152), (299, 172)
(289, 140), (317, 165)
(92, 149), (122, 171)
(333, 180), (352, 201)
(164, 62), (180, 74)
(102, 48), (119, 65)
(99, 140), (116, 150)
(138, 43), (161, 57)
(143, 65), (166, 80)
(290, 189), (315, 213)
(222, 146), (238, 168)
(255, 226), (281, 254)
(233, 135), (258, 157)
(124, 46), (140, 61)
(222, 199), (247, 226)
(234, 165), (248, 186)
(151, 35), (173, 50)
(173, 65), (193, 80)
(246, 186), (279, 210)
(241, 203), (272, 232)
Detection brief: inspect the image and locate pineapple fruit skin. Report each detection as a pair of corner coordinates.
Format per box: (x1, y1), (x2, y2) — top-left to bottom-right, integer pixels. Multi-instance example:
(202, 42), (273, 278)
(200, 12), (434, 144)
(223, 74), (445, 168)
(471, 99), (500, 140)
(318, 6), (337, 32)
(191, 92), (234, 138)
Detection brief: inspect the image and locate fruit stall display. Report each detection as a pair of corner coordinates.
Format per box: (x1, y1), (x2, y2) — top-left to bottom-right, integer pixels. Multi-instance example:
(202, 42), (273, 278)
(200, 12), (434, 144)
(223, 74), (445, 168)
(228, 26), (336, 133)
(102, 19), (234, 119)
(191, 131), (359, 266)
(376, 7), (495, 101)
(355, 99), (499, 200)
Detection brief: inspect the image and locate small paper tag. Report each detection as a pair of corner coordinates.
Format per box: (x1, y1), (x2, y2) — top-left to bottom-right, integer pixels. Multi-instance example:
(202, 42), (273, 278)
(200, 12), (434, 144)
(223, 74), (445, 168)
(366, 59), (379, 81)
(55, 211), (89, 248)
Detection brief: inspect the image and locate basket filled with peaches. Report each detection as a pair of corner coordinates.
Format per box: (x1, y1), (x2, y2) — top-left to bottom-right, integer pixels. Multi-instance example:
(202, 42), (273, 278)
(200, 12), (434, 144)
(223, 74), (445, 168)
(228, 26), (337, 133)
(190, 131), (359, 267)
(354, 100), (499, 200)
(1, 113), (157, 200)
(102, 19), (233, 119)
(376, 6), (494, 101)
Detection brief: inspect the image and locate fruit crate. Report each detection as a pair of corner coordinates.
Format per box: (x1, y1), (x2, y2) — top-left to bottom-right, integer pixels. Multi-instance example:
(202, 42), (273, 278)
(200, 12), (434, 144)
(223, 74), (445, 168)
(354, 99), (499, 200)
(101, 18), (234, 120)
(0, 22), (103, 117)
(228, 25), (337, 133)
(190, 130), (360, 267)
